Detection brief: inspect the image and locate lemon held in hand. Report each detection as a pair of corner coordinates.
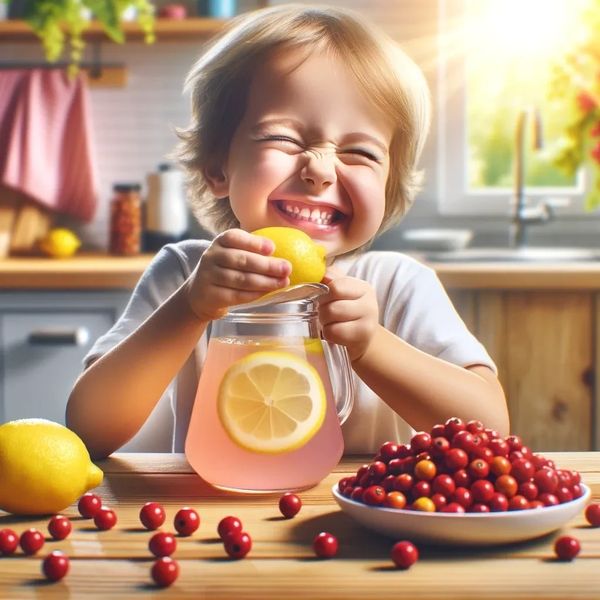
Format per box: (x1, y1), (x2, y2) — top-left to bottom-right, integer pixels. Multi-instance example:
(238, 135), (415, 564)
(0, 419), (103, 515)
(252, 227), (326, 286)
(39, 228), (81, 258)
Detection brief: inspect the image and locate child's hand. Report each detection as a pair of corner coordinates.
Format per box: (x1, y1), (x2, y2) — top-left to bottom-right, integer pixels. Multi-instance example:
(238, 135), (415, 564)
(318, 267), (379, 362)
(185, 229), (291, 321)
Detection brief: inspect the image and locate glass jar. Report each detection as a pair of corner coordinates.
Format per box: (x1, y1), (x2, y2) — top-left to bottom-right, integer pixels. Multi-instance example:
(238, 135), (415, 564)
(110, 183), (142, 256)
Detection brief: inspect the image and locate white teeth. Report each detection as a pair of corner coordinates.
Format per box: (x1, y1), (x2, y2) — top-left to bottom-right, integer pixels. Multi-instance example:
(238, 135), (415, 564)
(280, 201), (336, 226)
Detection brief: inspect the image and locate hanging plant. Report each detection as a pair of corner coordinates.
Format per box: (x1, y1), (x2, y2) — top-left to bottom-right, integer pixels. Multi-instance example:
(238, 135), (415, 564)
(10, 1), (155, 76)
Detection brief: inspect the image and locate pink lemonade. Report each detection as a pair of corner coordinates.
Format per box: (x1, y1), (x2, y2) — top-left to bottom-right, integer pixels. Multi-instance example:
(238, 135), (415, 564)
(185, 336), (344, 492)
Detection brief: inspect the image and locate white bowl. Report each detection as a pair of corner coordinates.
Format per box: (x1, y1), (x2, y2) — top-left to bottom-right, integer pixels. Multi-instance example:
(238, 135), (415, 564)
(332, 483), (591, 546)
(401, 228), (474, 251)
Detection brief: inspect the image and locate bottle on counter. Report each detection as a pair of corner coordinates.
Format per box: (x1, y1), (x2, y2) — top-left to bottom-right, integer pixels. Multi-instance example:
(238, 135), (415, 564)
(110, 183), (142, 256)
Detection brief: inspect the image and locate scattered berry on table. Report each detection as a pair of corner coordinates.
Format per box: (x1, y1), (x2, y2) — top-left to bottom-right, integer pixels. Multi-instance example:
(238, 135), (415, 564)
(139, 502), (166, 530)
(554, 535), (581, 561)
(224, 531), (252, 559)
(585, 503), (600, 527)
(174, 507), (200, 536)
(94, 506), (117, 530)
(149, 532), (177, 557)
(42, 550), (70, 582)
(0, 529), (19, 556)
(48, 515), (72, 541)
(279, 493), (302, 518)
(78, 492), (102, 518)
(313, 532), (338, 558)
(218, 516), (243, 540)
(151, 556), (179, 587)
(391, 540), (419, 569)
(20, 528), (45, 555)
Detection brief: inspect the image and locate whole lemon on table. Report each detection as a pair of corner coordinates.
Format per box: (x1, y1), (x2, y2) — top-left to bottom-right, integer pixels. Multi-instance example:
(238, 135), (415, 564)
(252, 227), (327, 286)
(39, 228), (81, 258)
(0, 419), (103, 515)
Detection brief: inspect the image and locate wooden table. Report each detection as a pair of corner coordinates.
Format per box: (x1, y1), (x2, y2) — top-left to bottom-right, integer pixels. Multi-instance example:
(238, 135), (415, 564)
(0, 453), (598, 599)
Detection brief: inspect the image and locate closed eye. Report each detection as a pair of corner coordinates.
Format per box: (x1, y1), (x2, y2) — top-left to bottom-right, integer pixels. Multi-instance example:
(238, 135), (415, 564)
(260, 135), (303, 147)
(339, 148), (381, 162)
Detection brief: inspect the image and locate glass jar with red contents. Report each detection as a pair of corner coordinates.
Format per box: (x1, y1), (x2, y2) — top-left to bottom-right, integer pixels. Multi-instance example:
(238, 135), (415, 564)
(110, 183), (142, 255)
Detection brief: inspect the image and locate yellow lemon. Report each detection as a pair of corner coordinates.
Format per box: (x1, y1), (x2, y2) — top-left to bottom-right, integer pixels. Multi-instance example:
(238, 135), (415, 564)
(217, 350), (326, 454)
(252, 227), (326, 286)
(39, 228), (81, 258)
(0, 419), (103, 515)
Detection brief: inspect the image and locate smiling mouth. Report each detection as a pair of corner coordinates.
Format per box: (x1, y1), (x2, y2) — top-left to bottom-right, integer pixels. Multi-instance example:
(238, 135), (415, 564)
(274, 200), (345, 227)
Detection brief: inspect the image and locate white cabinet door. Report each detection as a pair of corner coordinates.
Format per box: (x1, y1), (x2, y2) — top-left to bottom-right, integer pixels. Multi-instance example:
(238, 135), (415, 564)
(0, 292), (129, 424)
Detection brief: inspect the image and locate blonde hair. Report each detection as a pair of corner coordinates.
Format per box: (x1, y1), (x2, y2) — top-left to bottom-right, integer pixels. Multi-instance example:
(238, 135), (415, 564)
(176, 3), (431, 254)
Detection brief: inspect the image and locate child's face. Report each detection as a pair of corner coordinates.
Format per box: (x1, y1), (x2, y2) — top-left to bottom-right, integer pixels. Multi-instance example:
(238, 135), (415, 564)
(211, 48), (393, 257)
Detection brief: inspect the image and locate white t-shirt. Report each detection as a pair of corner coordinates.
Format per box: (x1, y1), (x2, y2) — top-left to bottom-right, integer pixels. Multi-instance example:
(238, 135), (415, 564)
(85, 239), (495, 453)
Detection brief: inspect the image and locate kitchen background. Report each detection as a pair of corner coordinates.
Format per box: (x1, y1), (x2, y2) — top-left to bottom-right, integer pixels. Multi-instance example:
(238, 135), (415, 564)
(1, 0), (599, 453)
(3, 0), (597, 252)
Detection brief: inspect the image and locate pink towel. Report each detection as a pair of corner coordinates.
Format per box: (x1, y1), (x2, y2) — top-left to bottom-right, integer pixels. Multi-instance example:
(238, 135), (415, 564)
(0, 69), (98, 222)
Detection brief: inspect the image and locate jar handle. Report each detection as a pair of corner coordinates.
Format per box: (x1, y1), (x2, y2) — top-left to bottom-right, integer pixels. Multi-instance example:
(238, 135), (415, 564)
(322, 340), (355, 425)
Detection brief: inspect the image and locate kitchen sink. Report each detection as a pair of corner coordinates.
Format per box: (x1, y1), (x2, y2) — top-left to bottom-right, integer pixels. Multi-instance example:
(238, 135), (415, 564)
(423, 247), (600, 263)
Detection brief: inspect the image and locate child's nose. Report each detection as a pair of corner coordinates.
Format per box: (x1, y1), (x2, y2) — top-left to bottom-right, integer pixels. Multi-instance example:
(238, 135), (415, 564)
(300, 150), (337, 190)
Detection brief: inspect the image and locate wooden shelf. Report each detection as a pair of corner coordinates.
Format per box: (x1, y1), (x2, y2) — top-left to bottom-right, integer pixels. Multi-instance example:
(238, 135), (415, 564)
(0, 17), (225, 42)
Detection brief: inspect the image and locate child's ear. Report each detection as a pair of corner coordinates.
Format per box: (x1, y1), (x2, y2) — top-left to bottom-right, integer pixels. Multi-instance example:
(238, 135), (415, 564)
(203, 164), (229, 197)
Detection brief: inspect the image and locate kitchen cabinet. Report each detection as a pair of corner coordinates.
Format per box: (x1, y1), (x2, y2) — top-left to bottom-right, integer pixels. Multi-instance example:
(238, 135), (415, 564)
(448, 289), (596, 452)
(0, 291), (129, 425)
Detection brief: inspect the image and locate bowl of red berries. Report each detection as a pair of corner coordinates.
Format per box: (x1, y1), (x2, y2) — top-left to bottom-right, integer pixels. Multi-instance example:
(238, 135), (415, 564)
(332, 418), (591, 546)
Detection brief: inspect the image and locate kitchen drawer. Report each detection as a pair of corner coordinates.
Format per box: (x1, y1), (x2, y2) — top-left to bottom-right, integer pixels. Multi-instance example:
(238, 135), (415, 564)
(0, 291), (129, 424)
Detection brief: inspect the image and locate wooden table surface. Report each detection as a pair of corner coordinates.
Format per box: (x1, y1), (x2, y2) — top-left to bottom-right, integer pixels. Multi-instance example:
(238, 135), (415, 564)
(0, 452), (598, 599)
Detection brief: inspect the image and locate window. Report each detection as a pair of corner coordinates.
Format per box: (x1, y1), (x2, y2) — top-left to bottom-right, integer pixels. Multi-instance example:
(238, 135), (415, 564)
(438, 0), (589, 215)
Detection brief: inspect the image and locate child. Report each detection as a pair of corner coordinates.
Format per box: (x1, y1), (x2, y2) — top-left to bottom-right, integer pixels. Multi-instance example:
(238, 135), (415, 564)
(67, 4), (508, 459)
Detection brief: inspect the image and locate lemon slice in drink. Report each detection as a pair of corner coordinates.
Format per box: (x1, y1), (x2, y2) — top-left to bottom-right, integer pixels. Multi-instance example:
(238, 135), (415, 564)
(217, 350), (326, 454)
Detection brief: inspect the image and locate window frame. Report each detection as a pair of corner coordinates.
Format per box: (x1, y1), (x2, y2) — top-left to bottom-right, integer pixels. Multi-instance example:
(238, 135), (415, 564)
(436, 0), (588, 217)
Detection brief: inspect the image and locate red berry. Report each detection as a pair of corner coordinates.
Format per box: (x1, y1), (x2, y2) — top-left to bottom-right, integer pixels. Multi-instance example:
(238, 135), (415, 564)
(363, 485), (386, 506)
(585, 503), (600, 526)
(445, 448), (469, 471)
(151, 556), (179, 587)
(94, 506), (117, 530)
(78, 492), (102, 518)
(554, 535), (580, 561)
(533, 468), (559, 493)
(140, 502), (166, 531)
(48, 516), (72, 541)
(42, 550), (70, 582)
(218, 516), (243, 540)
(444, 417), (466, 439)
(0, 529), (19, 556)
(279, 493), (302, 518)
(368, 461), (387, 480)
(224, 531), (252, 559)
(489, 492), (509, 512)
(470, 479), (495, 503)
(313, 532), (338, 558)
(19, 528), (45, 555)
(379, 441), (400, 461)
(410, 431), (432, 452)
(149, 532), (177, 557)
(174, 507), (200, 536)
(391, 540), (419, 569)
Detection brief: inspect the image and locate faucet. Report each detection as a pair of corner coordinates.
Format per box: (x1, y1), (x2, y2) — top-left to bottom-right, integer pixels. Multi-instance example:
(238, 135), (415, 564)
(510, 107), (554, 248)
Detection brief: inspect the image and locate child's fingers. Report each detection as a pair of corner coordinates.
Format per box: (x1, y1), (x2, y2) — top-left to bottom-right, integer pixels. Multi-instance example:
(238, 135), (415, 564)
(213, 267), (289, 292)
(217, 229), (275, 255)
(215, 248), (290, 279)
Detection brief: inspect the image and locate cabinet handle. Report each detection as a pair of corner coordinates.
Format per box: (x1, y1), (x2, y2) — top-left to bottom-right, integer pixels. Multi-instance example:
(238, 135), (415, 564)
(28, 327), (90, 346)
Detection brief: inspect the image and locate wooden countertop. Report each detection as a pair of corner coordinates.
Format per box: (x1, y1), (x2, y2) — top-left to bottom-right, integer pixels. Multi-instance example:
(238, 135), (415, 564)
(2, 252), (600, 290)
(0, 452), (598, 598)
